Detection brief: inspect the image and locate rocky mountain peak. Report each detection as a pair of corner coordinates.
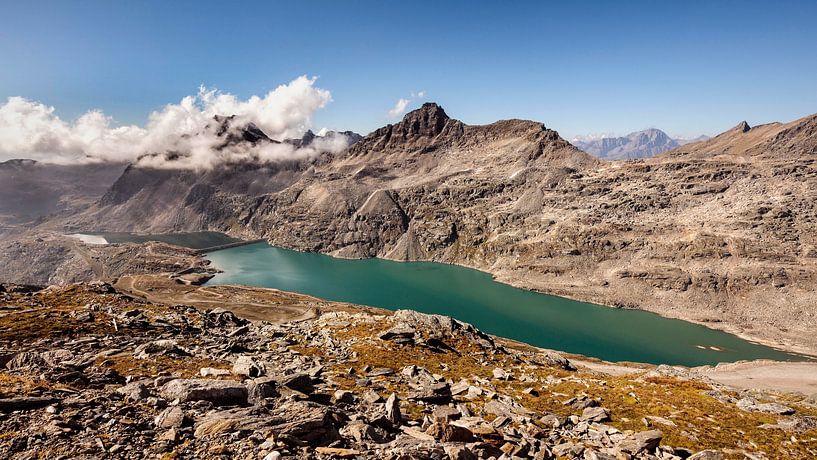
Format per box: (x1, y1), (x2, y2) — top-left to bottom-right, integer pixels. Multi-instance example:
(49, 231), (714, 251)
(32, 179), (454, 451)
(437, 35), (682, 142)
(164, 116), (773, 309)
(399, 102), (451, 138)
(735, 121), (751, 133)
(573, 128), (681, 160)
(284, 129), (363, 149)
(348, 102), (464, 154)
(211, 115), (273, 145)
(638, 128), (670, 140)
(300, 129), (316, 145)
(284, 130), (316, 148)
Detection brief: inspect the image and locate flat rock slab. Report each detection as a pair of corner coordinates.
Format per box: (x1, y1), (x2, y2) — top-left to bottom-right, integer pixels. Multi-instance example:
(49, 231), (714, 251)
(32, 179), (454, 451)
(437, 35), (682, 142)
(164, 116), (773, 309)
(160, 379), (248, 405)
(0, 396), (59, 412)
(701, 361), (817, 396)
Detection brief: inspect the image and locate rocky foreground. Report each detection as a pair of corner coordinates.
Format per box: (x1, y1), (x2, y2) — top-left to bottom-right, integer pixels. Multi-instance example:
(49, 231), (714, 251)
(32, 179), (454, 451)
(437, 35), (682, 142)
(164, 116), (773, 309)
(1, 282), (816, 459)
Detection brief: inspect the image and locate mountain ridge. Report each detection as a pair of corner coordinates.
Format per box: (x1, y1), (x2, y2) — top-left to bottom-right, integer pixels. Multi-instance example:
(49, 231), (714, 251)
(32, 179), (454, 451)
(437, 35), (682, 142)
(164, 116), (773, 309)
(572, 128), (709, 160)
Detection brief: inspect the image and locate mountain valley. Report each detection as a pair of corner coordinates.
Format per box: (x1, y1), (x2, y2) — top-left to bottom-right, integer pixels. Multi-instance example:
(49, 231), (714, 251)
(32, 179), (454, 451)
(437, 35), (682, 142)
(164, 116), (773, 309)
(6, 103), (813, 357)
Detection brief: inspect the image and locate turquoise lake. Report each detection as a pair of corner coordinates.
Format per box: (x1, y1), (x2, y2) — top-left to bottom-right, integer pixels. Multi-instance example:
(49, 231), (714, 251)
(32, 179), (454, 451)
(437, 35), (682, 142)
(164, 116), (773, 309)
(205, 242), (805, 366)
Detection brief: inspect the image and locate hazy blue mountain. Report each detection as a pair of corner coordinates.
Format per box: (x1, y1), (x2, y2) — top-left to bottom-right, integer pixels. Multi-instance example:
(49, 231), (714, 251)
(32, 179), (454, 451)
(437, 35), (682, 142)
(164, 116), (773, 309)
(573, 129), (708, 160)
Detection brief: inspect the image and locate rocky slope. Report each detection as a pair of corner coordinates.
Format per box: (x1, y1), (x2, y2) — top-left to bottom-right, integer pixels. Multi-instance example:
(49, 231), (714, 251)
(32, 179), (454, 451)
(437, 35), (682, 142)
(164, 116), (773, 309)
(0, 159), (126, 231)
(573, 129), (691, 160)
(0, 232), (210, 285)
(1, 281), (815, 459)
(20, 104), (817, 356)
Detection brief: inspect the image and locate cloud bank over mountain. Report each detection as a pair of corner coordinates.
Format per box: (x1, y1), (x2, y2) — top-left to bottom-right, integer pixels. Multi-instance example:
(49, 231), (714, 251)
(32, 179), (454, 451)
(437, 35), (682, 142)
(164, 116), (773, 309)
(0, 76), (344, 168)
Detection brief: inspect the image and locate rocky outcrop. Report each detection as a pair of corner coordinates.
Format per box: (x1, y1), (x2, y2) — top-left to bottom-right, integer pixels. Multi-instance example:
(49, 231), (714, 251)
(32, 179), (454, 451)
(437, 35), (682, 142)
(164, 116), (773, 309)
(160, 379), (249, 405)
(348, 103), (465, 154)
(0, 233), (210, 285)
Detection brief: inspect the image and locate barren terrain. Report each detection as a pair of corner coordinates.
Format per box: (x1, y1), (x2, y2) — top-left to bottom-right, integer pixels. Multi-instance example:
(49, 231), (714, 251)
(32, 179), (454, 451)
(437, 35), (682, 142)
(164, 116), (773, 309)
(1, 281), (816, 459)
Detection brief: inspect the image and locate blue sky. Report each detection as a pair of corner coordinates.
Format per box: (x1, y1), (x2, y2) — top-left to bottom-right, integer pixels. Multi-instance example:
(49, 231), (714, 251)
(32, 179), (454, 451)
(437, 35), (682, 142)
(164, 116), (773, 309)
(2, 0), (816, 139)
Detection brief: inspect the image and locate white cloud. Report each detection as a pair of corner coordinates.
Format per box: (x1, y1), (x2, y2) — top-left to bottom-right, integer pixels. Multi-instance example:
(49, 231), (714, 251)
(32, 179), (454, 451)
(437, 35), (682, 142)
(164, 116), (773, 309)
(387, 98), (410, 119)
(0, 75), (341, 169)
(386, 90), (427, 119)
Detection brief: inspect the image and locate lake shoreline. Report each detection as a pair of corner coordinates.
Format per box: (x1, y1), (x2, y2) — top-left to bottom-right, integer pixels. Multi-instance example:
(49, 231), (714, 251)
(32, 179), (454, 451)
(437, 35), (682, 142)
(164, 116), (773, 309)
(203, 242), (813, 367)
(207, 239), (817, 362)
(115, 271), (817, 396)
(77, 231), (809, 362)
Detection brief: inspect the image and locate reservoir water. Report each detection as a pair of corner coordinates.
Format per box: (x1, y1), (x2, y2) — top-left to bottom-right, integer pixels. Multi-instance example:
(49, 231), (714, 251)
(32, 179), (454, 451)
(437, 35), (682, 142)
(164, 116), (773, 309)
(206, 242), (804, 366)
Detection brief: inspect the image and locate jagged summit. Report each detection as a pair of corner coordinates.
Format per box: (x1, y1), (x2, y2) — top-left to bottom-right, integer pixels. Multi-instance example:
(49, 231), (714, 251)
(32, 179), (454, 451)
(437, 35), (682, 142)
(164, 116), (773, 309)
(211, 115), (274, 146)
(400, 102), (451, 137)
(284, 129), (317, 148)
(735, 120), (751, 133)
(284, 129), (363, 149)
(348, 102), (465, 154)
(663, 113), (817, 159)
(348, 102), (576, 158)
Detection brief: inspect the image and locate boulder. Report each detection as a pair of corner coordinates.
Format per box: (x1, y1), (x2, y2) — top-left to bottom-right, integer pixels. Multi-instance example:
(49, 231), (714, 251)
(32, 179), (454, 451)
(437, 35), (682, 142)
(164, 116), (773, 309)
(247, 377), (279, 404)
(736, 397), (794, 415)
(207, 308), (247, 327)
(408, 382), (451, 403)
(426, 420), (475, 442)
(116, 381), (151, 400)
(277, 373), (314, 394)
(444, 446), (477, 460)
(160, 379), (248, 405)
(232, 356), (265, 378)
(0, 397), (60, 412)
(362, 389), (383, 404)
(385, 392), (402, 426)
(200, 367), (231, 377)
(268, 402), (337, 445)
(492, 367), (511, 380)
(154, 406), (188, 429)
(134, 340), (190, 358)
(581, 406), (610, 423)
(379, 326), (415, 341)
(332, 389), (354, 404)
(617, 429), (662, 455)
(340, 421), (385, 444)
(584, 450), (617, 460)
(5, 352), (46, 370)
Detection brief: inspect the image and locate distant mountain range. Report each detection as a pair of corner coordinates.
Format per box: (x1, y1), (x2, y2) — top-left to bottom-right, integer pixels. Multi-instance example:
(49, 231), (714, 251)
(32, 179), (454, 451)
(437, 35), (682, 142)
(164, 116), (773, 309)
(572, 129), (710, 160)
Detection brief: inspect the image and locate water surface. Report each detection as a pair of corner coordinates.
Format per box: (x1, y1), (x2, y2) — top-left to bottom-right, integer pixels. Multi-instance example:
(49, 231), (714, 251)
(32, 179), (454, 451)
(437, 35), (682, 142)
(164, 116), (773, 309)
(207, 243), (803, 366)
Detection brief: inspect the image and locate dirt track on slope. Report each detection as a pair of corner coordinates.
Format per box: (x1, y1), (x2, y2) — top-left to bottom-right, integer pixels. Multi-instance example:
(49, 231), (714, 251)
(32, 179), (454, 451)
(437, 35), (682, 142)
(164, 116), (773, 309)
(114, 274), (332, 323)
